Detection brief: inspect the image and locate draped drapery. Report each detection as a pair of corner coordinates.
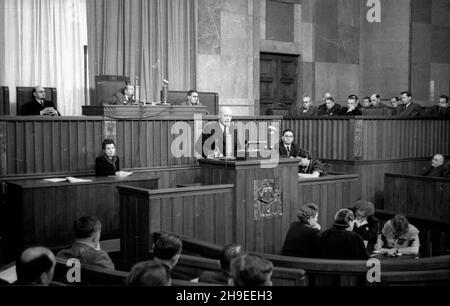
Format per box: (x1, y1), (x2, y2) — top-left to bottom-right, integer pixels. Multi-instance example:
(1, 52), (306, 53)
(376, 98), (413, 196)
(0, 0), (88, 116)
(87, 0), (197, 104)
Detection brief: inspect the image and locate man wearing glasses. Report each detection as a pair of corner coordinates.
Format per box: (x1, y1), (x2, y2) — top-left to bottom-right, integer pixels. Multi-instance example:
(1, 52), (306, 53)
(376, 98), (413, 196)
(279, 129), (300, 158)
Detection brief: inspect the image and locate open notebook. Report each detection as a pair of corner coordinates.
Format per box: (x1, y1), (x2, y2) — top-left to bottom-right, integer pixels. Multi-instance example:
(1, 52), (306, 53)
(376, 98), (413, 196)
(43, 177), (92, 183)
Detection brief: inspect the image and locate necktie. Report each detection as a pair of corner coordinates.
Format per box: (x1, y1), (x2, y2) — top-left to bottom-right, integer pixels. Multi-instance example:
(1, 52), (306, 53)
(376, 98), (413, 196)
(287, 146), (290, 155)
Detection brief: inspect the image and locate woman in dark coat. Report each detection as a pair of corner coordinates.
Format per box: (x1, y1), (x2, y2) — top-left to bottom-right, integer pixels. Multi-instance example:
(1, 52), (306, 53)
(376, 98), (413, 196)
(350, 200), (380, 253)
(95, 138), (120, 176)
(281, 203), (322, 258)
(318, 208), (369, 260)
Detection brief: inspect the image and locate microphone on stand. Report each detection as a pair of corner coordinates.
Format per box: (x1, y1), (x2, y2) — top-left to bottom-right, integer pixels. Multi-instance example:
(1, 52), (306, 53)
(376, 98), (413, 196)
(161, 79), (169, 104)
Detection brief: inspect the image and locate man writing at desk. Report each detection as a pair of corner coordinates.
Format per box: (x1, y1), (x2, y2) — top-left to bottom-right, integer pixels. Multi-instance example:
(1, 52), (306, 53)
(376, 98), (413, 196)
(21, 86), (60, 116)
(297, 150), (327, 178)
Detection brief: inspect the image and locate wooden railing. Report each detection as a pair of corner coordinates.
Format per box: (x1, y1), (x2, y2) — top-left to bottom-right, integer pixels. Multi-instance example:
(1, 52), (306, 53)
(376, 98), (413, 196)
(384, 173), (450, 221)
(0, 116), (281, 178)
(118, 184), (235, 268)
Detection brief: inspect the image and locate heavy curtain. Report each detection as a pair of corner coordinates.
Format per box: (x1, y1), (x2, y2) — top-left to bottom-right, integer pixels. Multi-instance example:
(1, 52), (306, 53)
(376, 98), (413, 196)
(87, 0), (196, 103)
(0, 0), (88, 115)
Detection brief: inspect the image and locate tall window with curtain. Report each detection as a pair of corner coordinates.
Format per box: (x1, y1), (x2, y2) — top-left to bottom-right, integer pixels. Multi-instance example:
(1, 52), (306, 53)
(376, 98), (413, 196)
(87, 0), (197, 104)
(0, 0), (88, 116)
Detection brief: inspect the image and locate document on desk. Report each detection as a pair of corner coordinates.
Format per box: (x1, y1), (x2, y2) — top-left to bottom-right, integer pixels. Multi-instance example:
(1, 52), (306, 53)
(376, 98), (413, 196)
(43, 177), (92, 183)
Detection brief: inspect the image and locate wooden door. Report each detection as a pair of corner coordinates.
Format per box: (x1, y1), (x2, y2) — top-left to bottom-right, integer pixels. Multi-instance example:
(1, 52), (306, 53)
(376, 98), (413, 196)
(260, 53), (298, 115)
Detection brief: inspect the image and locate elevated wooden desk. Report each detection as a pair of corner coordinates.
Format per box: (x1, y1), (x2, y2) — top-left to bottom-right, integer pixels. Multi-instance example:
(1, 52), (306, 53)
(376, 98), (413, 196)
(1, 172), (158, 260)
(82, 104), (208, 118)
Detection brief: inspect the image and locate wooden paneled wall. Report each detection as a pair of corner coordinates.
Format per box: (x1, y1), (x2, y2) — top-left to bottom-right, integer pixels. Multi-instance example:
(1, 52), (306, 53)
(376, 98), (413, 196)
(0, 116), (281, 178)
(118, 174), (360, 265)
(283, 117), (450, 161)
(283, 117), (450, 207)
(118, 184), (235, 267)
(384, 173), (450, 221)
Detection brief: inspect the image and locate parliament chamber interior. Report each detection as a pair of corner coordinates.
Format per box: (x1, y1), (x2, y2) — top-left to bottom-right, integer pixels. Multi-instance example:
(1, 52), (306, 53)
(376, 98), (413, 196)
(0, 0), (449, 288)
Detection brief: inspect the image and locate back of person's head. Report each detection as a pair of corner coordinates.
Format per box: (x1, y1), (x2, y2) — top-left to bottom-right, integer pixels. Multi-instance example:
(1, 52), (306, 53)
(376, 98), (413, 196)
(153, 233), (182, 263)
(297, 203), (318, 224)
(352, 200), (375, 217)
(102, 138), (115, 150)
(391, 214), (409, 235)
(230, 254), (273, 286)
(73, 215), (101, 239)
(187, 89), (198, 96)
(16, 246), (56, 285)
(297, 149), (311, 159)
(125, 261), (171, 286)
(334, 208), (355, 229)
(220, 244), (243, 270)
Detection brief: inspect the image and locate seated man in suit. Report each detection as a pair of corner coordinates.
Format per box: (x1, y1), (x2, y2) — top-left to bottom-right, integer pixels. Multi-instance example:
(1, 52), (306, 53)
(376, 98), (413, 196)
(21, 86), (60, 116)
(340, 95), (362, 116)
(317, 96), (341, 116)
(429, 95), (450, 117)
(398, 91), (422, 117)
(103, 83), (135, 105)
(202, 106), (238, 158)
(57, 216), (115, 270)
(278, 129), (300, 158)
(292, 96), (317, 116)
(361, 96), (371, 108)
(184, 90), (201, 106)
(297, 150), (327, 178)
(317, 92), (332, 114)
(370, 93), (388, 109)
(15, 246), (56, 286)
(389, 96), (401, 115)
(198, 244), (243, 285)
(421, 154), (449, 178)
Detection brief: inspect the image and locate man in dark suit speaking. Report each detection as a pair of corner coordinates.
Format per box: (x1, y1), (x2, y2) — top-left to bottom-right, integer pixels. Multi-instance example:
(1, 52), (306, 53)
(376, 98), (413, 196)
(202, 106), (237, 158)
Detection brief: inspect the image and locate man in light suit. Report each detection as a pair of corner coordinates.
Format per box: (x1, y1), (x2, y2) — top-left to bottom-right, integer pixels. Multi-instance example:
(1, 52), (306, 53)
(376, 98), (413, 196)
(398, 91), (422, 117)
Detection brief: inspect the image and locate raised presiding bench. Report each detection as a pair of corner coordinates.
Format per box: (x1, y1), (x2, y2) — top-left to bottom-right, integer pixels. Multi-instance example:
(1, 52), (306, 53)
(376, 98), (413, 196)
(82, 104), (208, 118)
(0, 172), (158, 261)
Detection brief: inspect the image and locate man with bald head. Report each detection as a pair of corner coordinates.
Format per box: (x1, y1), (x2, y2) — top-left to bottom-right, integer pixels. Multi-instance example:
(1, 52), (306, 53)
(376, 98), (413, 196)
(21, 86), (60, 116)
(202, 106), (237, 158)
(292, 96), (317, 116)
(422, 154), (449, 178)
(370, 93), (388, 108)
(15, 246), (56, 285)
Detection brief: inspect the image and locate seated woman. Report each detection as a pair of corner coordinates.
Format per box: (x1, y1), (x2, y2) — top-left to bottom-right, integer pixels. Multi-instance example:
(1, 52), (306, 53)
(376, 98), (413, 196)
(350, 200), (379, 253)
(378, 214), (420, 256)
(281, 203), (322, 258)
(297, 150), (327, 178)
(95, 138), (125, 176)
(318, 208), (369, 260)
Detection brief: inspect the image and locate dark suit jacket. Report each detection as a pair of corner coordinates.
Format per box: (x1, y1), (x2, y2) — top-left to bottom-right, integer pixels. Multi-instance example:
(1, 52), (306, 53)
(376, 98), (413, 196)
(278, 141), (300, 157)
(429, 106), (450, 117)
(339, 107), (362, 116)
(282, 222), (321, 258)
(198, 270), (229, 285)
(317, 104), (341, 116)
(398, 102), (422, 117)
(318, 226), (369, 260)
(95, 155), (120, 176)
(201, 122), (239, 158)
(292, 105), (318, 116)
(57, 242), (115, 270)
(21, 100), (60, 116)
(104, 91), (134, 105)
(422, 165), (449, 178)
